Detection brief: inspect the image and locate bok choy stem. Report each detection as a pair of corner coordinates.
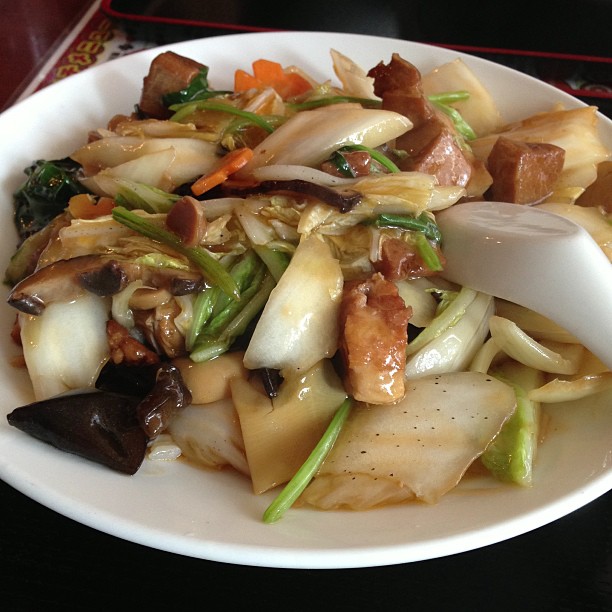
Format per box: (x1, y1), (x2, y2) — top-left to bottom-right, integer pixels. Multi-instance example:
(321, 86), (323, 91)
(263, 396), (353, 524)
(111, 206), (240, 300)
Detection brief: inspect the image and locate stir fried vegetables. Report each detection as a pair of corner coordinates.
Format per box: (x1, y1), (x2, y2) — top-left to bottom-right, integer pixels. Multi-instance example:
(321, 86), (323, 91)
(12, 158), (87, 241)
(5, 48), (612, 523)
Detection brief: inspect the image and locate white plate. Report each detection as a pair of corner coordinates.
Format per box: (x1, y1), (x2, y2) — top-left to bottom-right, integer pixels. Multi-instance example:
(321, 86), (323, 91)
(1, 31), (612, 570)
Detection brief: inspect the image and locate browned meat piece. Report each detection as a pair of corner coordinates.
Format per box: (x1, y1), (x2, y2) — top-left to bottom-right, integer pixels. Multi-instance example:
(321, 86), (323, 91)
(339, 273), (412, 404)
(139, 51), (206, 119)
(577, 161), (612, 212)
(486, 136), (565, 204)
(107, 319), (160, 365)
(373, 237), (446, 281)
(367, 54), (472, 188)
(320, 150), (373, 177)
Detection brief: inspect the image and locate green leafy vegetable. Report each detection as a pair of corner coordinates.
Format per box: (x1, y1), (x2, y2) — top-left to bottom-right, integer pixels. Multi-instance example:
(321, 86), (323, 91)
(13, 158), (89, 241)
(162, 67), (231, 106)
(263, 397), (353, 524)
(185, 287), (216, 352)
(111, 206), (240, 300)
(133, 253), (189, 270)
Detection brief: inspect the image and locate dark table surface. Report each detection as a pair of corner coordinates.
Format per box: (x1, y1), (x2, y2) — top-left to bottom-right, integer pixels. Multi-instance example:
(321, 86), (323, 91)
(2, 1), (612, 609)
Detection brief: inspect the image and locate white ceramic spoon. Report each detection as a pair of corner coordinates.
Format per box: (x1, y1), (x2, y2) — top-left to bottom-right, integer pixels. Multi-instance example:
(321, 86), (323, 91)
(436, 200), (612, 370)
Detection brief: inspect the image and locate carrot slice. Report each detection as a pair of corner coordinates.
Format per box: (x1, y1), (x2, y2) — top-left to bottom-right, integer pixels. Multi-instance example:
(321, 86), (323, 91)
(191, 147), (254, 196)
(234, 58), (312, 100)
(68, 194), (115, 219)
(277, 72), (313, 99)
(252, 59), (286, 84)
(234, 69), (261, 93)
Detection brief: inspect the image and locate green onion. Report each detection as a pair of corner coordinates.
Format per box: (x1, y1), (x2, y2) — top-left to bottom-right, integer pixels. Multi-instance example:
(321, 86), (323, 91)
(426, 91), (477, 141)
(373, 212), (442, 242)
(414, 233), (443, 272)
(111, 206), (240, 300)
(263, 397), (353, 524)
(427, 91), (471, 105)
(169, 100), (276, 133)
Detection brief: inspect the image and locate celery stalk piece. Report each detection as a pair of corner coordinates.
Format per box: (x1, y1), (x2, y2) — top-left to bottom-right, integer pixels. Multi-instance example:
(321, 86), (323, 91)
(185, 287), (217, 352)
(113, 178), (180, 213)
(263, 397), (352, 524)
(209, 250), (260, 319)
(190, 272), (276, 362)
(253, 245), (290, 283)
(189, 251), (275, 361)
(481, 368), (541, 486)
(204, 262), (264, 338)
(111, 206), (239, 300)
